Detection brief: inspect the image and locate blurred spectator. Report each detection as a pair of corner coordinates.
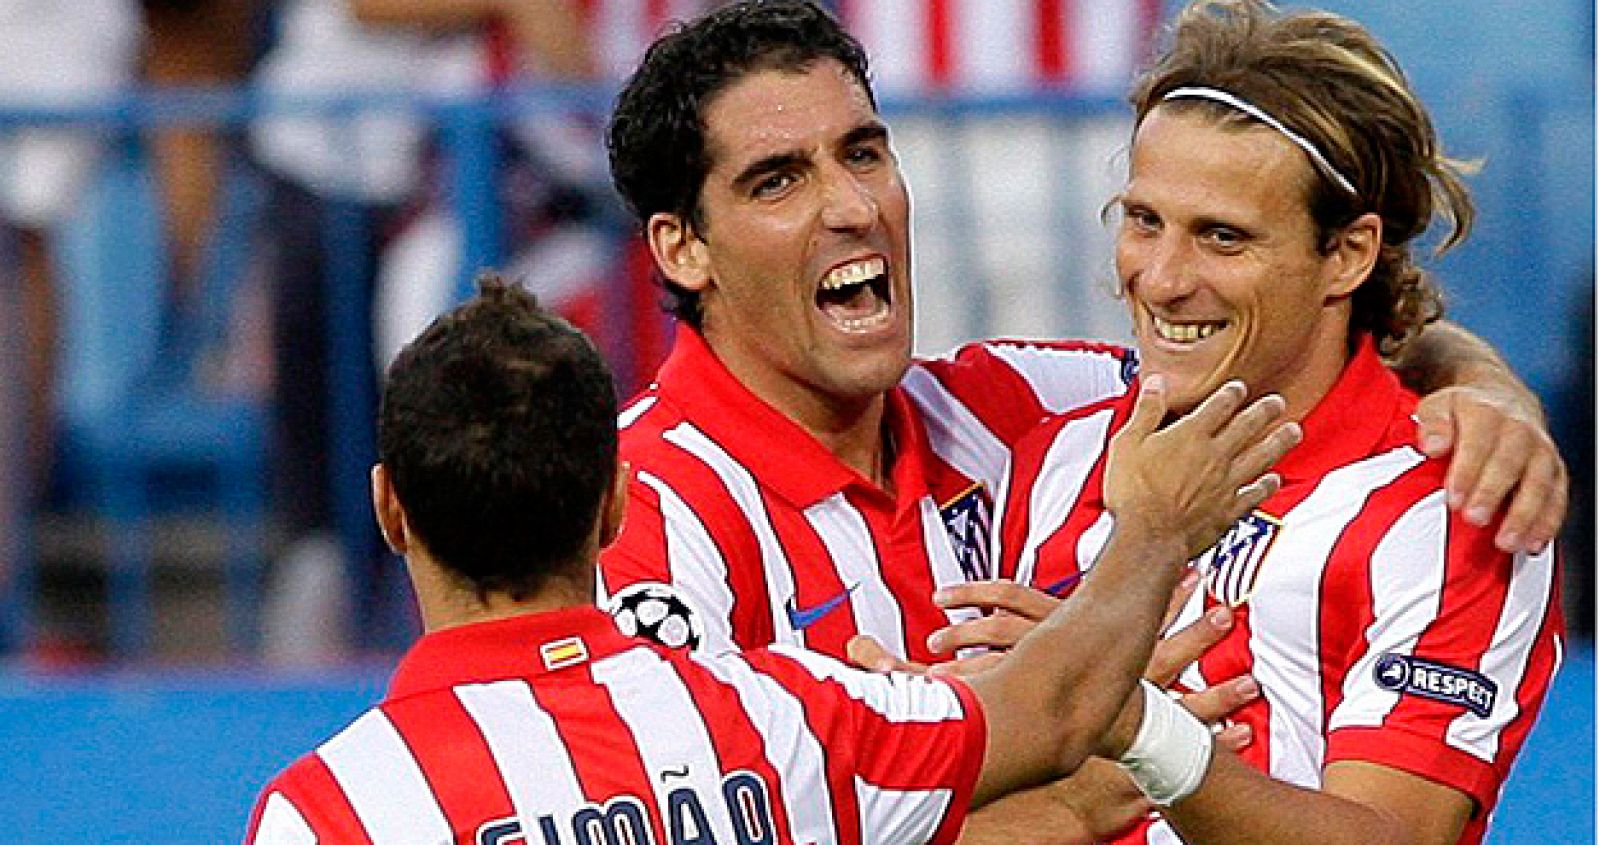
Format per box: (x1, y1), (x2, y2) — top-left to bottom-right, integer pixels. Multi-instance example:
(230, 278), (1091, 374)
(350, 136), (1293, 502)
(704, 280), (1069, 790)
(140, 0), (263, 299)
(0, 0), (143, 650)
(249, 0), (614, 662)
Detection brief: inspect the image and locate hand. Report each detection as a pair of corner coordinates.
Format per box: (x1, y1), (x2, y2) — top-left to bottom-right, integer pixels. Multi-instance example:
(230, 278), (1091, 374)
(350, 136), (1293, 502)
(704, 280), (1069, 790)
(1415, 385), (1568, 553)
(1103, 378), (1301, 558)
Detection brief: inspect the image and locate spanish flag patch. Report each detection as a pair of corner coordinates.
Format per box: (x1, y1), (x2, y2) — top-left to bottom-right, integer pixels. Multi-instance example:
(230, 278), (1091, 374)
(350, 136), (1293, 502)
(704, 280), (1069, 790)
(540, 636), (589, 671)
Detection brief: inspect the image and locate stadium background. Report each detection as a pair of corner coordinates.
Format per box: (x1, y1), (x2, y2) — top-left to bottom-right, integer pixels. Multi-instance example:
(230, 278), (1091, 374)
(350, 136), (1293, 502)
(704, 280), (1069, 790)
(0, 0), (1590, 841)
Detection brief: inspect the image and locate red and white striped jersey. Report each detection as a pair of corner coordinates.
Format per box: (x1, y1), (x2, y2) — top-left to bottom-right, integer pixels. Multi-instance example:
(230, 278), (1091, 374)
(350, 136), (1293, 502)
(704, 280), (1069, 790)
(599, 325), (1135, 664)
(246, 606), (986, 845)
(994, 341), (1564, 845)
(837, 0), (1162, 96)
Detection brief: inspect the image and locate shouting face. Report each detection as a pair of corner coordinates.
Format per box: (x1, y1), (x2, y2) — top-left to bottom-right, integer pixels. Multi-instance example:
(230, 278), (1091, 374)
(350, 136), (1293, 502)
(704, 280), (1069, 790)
(649, 59), (914, 427)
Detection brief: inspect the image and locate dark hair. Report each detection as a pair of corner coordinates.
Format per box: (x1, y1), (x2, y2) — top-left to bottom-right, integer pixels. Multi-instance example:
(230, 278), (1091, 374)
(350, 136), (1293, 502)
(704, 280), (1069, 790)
(1129, 0), (1475, 355)
(377, 273), (618, 600)
(607, 0), (873, 326)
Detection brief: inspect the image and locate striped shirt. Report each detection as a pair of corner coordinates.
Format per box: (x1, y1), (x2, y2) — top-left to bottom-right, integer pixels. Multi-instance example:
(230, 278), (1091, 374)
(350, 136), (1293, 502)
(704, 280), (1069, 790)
(994, 341), (1564, 845)
(599, 325), (1134, 663)
(245, 607), (986, 845)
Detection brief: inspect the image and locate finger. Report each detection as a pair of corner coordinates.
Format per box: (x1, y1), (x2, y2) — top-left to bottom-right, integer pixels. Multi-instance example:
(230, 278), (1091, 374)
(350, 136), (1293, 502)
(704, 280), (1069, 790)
(1123, 374), (1171, 439)
(1495, 453), (1567, 553)
(847, 635), (927, 674)
(1226, 422), (1303, 492)
(933, 581), (1061, 620)
(1215, 723), (1253, 753)
(1162, 568), (1202, 629)
(1213, 392), (1289, 454)
(1147, 604), (1233, 685)
(1441, 405), (1496, 513)
(1173, 379), (1249, 435)
(929, 653), (1005, 677)
(1227, 472), (1282, 524)
(927, 614), (1037, 654)
(1460, 426), (1535, 528)
(1179, 674), (1260, 723)
(1413, 391), (1458, 457)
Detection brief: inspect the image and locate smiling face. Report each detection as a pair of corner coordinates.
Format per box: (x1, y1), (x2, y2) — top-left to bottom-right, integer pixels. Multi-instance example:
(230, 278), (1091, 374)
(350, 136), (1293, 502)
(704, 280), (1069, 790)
(648, 60), (913, 428)
(1116, 106), (1376, 419)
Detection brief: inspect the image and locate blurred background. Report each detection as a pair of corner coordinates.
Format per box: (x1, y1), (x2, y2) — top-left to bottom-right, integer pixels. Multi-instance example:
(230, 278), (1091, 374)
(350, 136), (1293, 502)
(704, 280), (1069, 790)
(0, 0), (1590, 841)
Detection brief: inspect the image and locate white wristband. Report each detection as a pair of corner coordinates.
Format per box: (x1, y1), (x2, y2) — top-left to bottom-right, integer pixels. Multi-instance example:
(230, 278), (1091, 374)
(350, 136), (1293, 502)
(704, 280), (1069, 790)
(1115, 680), (1214, 806)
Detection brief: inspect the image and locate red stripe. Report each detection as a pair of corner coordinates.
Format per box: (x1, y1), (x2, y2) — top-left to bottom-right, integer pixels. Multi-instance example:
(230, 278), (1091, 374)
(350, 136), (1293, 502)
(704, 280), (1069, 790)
(927, 0), (953, 90)
(915, 339), (1131, 448)
(382, 696), (517, 837)
(754, 653), (867, 845)
(762, 491), (859, 656)
(673, 656), (799, 844)
(282, 754), (375, 843)
(536, 664), (671, 845)
(1035, 0), (1066, 85)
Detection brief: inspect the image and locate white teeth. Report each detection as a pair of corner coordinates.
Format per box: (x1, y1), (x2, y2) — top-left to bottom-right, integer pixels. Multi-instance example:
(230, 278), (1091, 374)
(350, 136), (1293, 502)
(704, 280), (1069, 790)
(1152, 315), (1225, 343)
(821, 256), (887, 290)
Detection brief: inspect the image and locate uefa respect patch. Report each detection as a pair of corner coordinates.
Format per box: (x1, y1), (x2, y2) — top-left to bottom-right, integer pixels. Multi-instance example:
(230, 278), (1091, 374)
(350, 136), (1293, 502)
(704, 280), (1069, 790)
(1373, 653), (1498, 718)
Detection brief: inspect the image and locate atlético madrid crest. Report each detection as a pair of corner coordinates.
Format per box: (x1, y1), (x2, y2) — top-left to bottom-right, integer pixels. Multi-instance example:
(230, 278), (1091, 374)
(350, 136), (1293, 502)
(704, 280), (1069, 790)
(940, 483), (993, 582)
(1196, 510), (1282, 607)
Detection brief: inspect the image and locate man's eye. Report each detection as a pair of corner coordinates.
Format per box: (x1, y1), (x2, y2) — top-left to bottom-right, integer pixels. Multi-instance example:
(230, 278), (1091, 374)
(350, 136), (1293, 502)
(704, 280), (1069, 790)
(1126, 208), (1160, 231)
(1203, 228), (1245, 249)
(752, 172), (795, 198)
(846, 145), (883, 166)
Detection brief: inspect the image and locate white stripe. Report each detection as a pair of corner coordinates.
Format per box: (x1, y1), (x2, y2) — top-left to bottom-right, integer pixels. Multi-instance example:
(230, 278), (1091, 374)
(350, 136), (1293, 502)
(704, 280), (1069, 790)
(855, 775), (954, 845)
(1252, 448), (1422, 785)
(1147, 819), (1186, 845)
(900, 364), (1009, 489)
(251, 793), (317, 845)
(845, 0), (925, 97)
(954, 0), (1030, 93)
(456, 680), (590, 832)
(1012, 410), (1114, 587)
(693, 651), (839, 845)
(1445, 542), (1557, 760)
(591, 647), (743, 845)
(982, 342), (1131, 415)
(317, 710), (452, 844)
(772, 644), (967, 724)
(665, 424), (798, 646)
(1072, 0), (1141, 91)
(618, 394), (657, 430)
(635, 469), (740, 655)
(805, 494), (907, 656)
(1075, 511), (1115, 576)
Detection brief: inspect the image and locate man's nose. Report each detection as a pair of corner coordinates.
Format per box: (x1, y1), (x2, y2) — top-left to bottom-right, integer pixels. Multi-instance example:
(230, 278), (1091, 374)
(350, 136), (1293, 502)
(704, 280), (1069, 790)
(1129, 235), (1199, 302)
(820, 166), (878, 231)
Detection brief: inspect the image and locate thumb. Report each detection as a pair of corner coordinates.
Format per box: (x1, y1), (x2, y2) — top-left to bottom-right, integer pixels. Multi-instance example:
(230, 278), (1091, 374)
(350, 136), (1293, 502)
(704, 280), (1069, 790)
(1124, 374), (1169, 439)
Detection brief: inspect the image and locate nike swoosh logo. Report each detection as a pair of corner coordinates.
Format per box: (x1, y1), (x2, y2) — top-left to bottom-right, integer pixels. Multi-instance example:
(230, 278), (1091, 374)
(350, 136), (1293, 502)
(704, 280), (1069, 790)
(785, 584), (858, 631)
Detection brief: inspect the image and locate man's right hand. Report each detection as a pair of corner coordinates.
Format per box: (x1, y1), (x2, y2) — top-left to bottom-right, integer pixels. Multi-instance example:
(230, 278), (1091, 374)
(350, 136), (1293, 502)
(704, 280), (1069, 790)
(1103, 377), (1301, 558)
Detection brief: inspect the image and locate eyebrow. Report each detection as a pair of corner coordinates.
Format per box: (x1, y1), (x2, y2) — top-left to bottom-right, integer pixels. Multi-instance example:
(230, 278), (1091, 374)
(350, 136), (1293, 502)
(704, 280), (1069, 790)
(727, 120), (891, 193)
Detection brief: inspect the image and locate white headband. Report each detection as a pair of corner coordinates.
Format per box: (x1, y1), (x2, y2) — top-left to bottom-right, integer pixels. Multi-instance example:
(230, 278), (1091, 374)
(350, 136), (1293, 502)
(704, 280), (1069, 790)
(1162, 86), (1358, 197)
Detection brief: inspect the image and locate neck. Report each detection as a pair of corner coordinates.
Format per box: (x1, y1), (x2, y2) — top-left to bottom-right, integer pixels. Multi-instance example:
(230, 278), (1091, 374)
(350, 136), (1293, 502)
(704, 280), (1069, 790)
(408, 554), (596, 634)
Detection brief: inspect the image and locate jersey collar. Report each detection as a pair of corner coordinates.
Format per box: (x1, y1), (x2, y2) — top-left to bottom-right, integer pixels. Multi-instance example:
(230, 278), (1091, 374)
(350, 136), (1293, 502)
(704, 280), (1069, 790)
(386, 607), (634, 701)
(656, 324), (931, 508)
(1273, 336), (1411, 482)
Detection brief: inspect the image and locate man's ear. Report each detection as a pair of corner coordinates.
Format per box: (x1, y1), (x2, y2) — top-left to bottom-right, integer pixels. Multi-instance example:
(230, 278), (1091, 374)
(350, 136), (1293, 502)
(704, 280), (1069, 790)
(597, 461), (630, 549)
(646, 211), (713, 294)
(371, 463), (409, 555)
(1325, 211), (1383, 300)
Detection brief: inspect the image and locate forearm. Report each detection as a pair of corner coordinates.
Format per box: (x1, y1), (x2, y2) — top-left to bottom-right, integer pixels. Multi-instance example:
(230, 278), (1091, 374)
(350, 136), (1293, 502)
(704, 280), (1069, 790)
(1392, 322), (1538, 415)
(1164, 752), (1406, 845)
(976, 521), (1187, 801)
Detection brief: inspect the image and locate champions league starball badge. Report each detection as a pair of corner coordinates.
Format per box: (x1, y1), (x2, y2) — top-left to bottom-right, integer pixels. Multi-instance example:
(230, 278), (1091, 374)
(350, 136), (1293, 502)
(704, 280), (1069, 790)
(607, 582), (705, 651)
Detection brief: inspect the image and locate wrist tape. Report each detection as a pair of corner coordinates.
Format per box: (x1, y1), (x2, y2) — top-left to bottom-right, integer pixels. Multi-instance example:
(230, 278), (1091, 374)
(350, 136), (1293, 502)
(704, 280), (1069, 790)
(1115, 680), (1214, 806)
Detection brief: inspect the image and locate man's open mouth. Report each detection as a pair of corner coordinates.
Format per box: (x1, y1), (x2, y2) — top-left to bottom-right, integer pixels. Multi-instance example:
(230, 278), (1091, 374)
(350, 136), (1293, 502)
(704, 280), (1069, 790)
(816, 256), (892, 332)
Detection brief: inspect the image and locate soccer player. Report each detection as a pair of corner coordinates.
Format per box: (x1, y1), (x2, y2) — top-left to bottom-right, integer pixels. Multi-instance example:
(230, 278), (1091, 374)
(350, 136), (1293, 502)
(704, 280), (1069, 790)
(597, 0), (1566, 667)
(244, 275), (1299, 844)
(930, 2), (1564, 842)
